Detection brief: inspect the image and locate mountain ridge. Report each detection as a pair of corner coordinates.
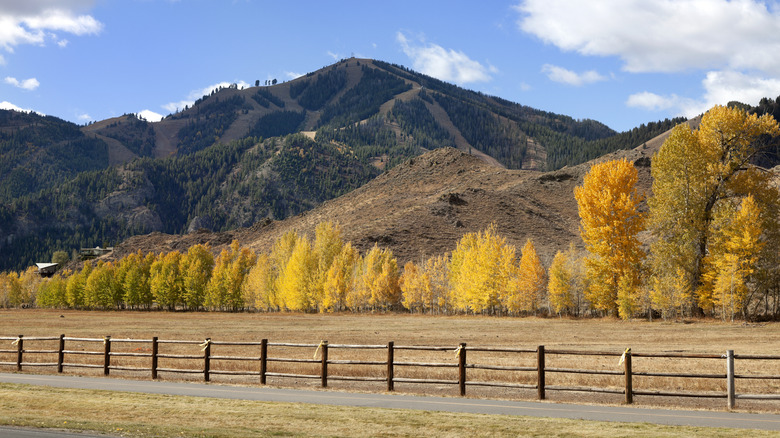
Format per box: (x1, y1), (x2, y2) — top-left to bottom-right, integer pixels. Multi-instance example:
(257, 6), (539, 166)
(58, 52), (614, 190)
(0, 58), (689, 271)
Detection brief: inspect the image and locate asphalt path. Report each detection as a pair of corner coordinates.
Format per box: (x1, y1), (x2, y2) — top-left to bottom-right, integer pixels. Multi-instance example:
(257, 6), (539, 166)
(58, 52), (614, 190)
(1, 372), (779, 433)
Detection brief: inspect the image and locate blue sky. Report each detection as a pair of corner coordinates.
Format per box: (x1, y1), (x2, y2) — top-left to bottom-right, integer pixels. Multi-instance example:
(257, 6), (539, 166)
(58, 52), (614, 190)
(2, 1), (780, 132)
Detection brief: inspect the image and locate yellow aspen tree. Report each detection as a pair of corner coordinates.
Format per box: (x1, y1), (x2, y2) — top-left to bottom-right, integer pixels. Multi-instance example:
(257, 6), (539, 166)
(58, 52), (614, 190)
(548, 251), (573, 315)
(18, 266), (42, 308)
(450, 225), (516, 314)
(277, 236), (316, 311)
(180, 244), (214, 310)
(122, 251), (154, 309)
(346, 254), (369, 311)
(5, 271), (24, 308)
(268, 230), (300, 307)
(400, 261), (425, 313)
(708, 195), (764, 319)
(66, 261), (93, 309)
(150, 251), (183, 310)
(311, 222), (344, 310)
(651, 268), (690, 320)
(360, 244), (402, 311)
(322, 242), (359, 312)
(206, 241), (256, 311)
(513, 239), (546, 314)
(575, 158), (645, 319)
(425, 254), (451, 314)
(649, 105), (779, 315)
(37, 273), (68, 308)
(243, 253), (275, 310)
(85, 262), (119, 309)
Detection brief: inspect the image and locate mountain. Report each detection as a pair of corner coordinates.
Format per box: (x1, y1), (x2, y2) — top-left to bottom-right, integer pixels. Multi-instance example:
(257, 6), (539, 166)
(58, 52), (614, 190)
(1, 58), (687, 271)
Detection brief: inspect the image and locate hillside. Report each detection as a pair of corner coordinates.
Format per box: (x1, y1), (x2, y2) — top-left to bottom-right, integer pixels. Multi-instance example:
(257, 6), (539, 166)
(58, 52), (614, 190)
(107, 142), (664, 267)
(0, 58), (692, 271)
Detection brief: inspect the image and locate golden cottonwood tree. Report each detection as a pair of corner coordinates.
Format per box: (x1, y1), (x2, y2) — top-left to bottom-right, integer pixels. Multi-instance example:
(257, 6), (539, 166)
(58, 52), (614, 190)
(449, 225), (516, 314)
(311, 222), (344, 310)
(400, 261), (427, 313)
(574, 158), (645, 319)
(322, 242), (359, 312)
(649, 105), (779, 315)
(276, 236), (316, 311)
(180, 244), (214, 310)
(150, 251), (183, 310)
(37, 274), (68, 308)
(359, 244), (401, 311)
(66, 261), (93, 309)
(206, 241), (256, 311)
(243, 253), (275, 310)
(548, 251), (573, 315)
(511, 239), (546, 314)
(705, 195), (765, 319)
(121, 251), (155, 309)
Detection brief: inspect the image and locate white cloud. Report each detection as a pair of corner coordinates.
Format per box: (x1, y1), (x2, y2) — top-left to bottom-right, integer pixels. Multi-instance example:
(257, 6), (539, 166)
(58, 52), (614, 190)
(286, 71), (303, 80)
(397, 31), (493, 84)
(0, 100), (42, 115)
(541, 64), (606, 86)
(627, 71), (780, 117)
(4, 76), (40, 90)
(0, 1), (102, 54)
(77, 113), (91, 122)
(326, 50), (341, 61)
(516, 0), (780, 75)
(57, 38), (68, 48)
(136, 109), (163, 122)
(162, 80), (251, 113)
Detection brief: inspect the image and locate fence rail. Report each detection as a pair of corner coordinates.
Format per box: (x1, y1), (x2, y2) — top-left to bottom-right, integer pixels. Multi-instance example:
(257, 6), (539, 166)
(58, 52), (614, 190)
(1, 334), (778, 409)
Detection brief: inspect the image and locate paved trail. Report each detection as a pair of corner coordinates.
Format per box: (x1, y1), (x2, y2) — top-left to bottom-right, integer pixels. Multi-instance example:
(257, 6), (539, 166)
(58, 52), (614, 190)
(1, 373), (779, 432)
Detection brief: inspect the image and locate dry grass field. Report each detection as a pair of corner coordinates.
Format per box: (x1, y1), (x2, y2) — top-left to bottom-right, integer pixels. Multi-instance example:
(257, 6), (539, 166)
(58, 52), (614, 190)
(1, 309), (779, 413)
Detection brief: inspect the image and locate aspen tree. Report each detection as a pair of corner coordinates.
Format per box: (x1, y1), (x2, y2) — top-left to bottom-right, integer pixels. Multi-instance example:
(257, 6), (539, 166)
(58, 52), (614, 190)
(277, 236), (315, 311)
(650, 105), (779, 314)
(181, 244), (214, 310)
(548, 250), (573, 315)
(450, 225), (516, 314)
(323, 242), (359, 312)
(311, 222), (344, 310)
(150, 251), (183, 310)
(513, 239), (546, 314)
(243, 253), (275, 310)
(575, 158), (645, 319)
(706, 195), (764, 319)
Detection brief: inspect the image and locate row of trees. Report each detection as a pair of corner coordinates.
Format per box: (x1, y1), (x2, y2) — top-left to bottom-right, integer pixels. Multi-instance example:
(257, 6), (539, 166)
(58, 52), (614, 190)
(3, 221), (577, 315)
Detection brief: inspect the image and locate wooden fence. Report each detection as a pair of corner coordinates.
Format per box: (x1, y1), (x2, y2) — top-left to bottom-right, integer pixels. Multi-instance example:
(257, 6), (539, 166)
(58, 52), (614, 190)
(1, 334), (778, 410)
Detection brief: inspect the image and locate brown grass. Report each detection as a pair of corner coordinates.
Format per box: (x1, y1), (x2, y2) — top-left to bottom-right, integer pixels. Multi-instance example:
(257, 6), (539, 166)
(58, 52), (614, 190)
(2, 383), (770, 438)
(2, 309), (779, 412)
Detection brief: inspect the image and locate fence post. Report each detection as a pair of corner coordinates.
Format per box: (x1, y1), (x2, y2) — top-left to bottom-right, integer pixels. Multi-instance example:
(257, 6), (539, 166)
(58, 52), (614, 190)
(151, 337), (158, 380)
(203, 338), (211, 382)
(15, 334), (23, 371)
(458, 343), (467, 396)
(321, 340), (328, 388)
(387, 341), (394, 392)
(624, 349), (633, 404)
(103, 336), (111, 376)
(57, 334), (65, 373)
(260, 339), (268, 385)
(727, 349), (735, 409)
(537, 345), (545, 400)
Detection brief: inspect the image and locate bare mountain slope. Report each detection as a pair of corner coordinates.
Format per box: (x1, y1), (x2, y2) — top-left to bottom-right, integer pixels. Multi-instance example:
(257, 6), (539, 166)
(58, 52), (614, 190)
(109, 144), (657, 265)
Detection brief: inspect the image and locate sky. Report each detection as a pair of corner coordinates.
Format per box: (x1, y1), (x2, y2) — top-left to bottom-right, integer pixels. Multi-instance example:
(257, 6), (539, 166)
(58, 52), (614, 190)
(3, 1), (780, 132)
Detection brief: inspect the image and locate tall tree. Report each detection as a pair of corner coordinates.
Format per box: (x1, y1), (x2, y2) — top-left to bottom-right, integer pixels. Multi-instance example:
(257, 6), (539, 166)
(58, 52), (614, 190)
(512, 239), (546, 314)
(649, 105), (779, 314)
(575, 158), (645, 319)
